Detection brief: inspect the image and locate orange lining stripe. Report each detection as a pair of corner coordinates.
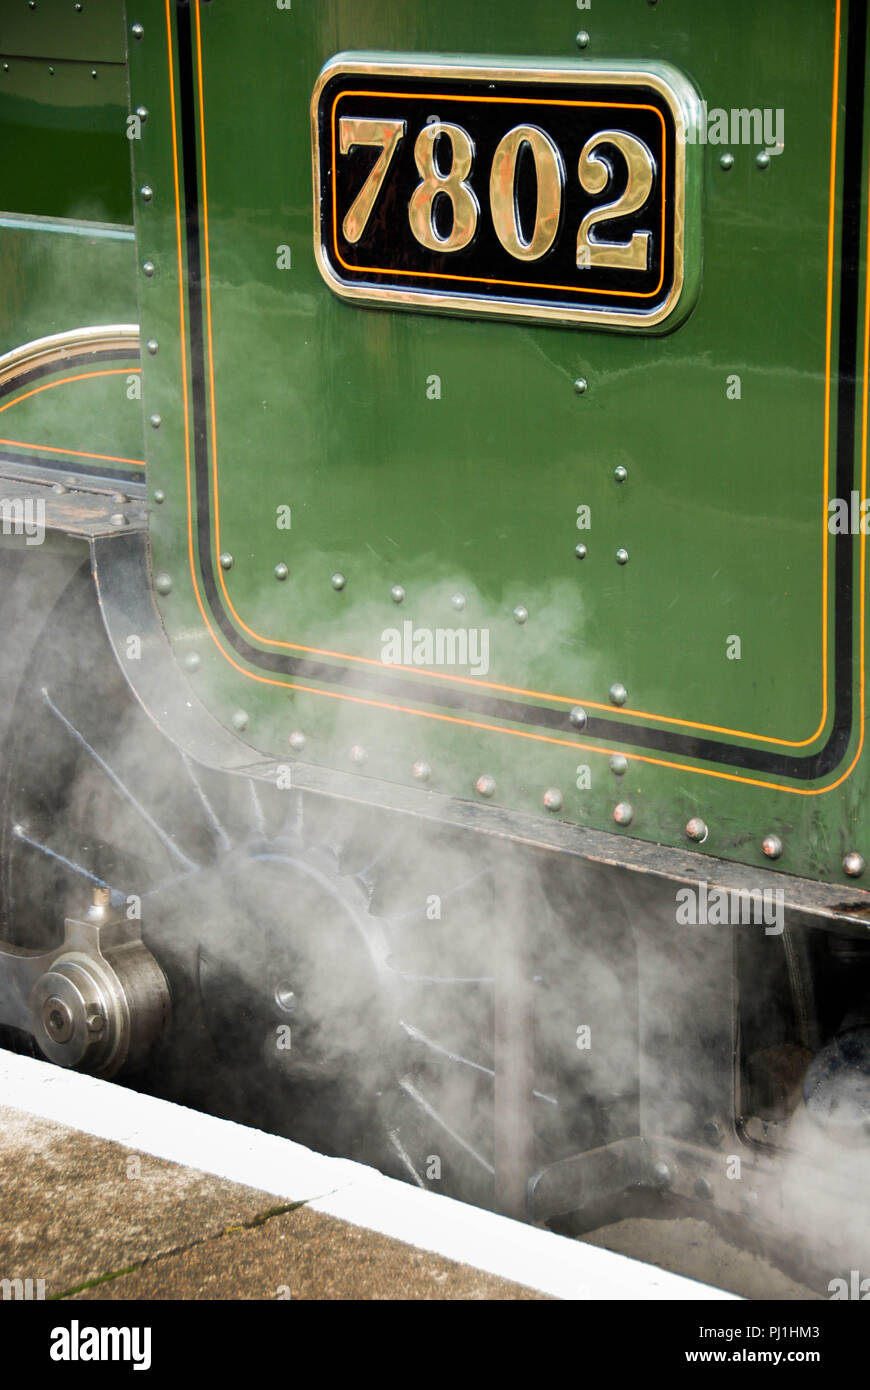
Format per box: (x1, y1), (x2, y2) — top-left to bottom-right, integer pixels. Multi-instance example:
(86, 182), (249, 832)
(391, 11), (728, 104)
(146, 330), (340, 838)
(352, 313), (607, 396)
(330, 91), (667, 299)
(0, 369), (145, 467)
(178, 0), (863, 795)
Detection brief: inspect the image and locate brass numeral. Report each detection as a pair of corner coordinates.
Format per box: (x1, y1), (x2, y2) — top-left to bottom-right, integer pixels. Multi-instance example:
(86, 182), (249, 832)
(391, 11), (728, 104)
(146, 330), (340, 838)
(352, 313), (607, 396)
(489, 125), (565, 262)
(339, 116), (406, 244)
(408, 122), (479, 253)
(576, 130), (655, 272)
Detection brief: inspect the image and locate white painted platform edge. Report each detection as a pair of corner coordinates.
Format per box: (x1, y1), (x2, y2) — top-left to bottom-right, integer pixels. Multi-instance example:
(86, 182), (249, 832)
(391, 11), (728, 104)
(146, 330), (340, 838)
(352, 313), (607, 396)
(0, 1050), (738, 1301)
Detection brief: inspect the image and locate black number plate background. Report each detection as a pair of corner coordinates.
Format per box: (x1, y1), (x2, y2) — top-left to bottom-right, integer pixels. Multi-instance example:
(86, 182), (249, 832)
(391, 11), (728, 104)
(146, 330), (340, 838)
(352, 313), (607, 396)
(315, 67), (680, 322)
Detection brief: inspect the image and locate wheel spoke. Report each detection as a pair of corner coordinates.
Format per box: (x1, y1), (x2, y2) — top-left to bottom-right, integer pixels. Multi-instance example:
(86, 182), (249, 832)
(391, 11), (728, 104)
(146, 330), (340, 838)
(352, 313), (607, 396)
(399, 1076), (495, 1175)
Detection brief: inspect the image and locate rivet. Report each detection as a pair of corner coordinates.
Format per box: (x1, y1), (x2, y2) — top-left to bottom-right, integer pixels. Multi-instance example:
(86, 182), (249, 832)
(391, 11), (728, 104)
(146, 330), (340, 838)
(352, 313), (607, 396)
(153, 489), (165, 503)
(391, 584), (405, 603)
(756, 150), (770, 170)
(476, 773), (496, 798)
(90, 68), (97, 79)
(613, 802), (633, 826)
(274, 562), (289, 581)
(146, 338), (158, 354)
(140, 185), (153, 202)
(136, 106), (148, 121)
(111, 491), (128, 504)
(183, 652), (200, 672)
(569, 706), (587, 730)
(331, 572), (346, 591)
(762, 834), (783, 860)
(52, 482), (68, 495)
(75, 2), (83, 9)
(616, 547), (629, 565)
(543, 788), (563, 812)
(575, 30), (590, 48)
(574, 543), (587, 559)
(719, 152), (734, 171)
(149, 413), (161, 429)
(686, 816), (708, 843)
(350, 745), (367, 765)
(609, 682), (628, 706)
(232, 710), (249, 732)
(412, 760), (431, 781)
(703, 1120), (722, 1147)
(154, 572), (172, 595)
(513, 604), (528, 624)
(219, 552), (233, 570)
(573, 376), (588, 395)
(131, 23), (144, 40)
(610, 754), (628, 776)
(142, 260), (155, 276)
(843, 852), (866, 878)
(652, 1161), (672, 1191)
(289, 730), (305, 751)
(451, 593), (466, 611)
(48, 66), (55, 76)
(109, 512), (128, 527)
(613, 465), (628, 483)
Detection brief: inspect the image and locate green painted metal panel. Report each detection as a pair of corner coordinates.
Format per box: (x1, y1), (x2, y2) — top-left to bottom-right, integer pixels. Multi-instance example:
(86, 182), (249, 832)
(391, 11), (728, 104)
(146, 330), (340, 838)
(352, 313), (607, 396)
(128, 0), (870, 887)
(0, 0), (126, 63)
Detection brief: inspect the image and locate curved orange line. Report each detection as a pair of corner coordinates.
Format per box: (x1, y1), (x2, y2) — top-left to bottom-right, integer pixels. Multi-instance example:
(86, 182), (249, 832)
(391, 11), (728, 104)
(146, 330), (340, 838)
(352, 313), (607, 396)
(0, 368), (145, 466)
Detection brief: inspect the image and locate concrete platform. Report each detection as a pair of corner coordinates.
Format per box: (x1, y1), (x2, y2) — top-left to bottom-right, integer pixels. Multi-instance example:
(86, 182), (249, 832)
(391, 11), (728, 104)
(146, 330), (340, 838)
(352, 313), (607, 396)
(0, 1051), (738, 1301)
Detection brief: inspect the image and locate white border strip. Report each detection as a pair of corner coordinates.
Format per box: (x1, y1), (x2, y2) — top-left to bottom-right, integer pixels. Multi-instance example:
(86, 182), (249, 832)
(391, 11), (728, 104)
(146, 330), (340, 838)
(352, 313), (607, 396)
(0, 1051), (737, 1300)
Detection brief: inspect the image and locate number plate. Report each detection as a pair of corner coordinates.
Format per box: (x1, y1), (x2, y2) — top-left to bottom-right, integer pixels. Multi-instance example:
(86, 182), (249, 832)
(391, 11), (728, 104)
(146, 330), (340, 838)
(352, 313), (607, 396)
(311, 57), (700, 331)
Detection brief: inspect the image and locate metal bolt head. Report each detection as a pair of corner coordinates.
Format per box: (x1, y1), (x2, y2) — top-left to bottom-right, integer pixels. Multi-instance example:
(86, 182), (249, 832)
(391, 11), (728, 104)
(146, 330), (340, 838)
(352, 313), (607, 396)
(131, 22), (144, 40)
(686, 816), (708, 843)
(136, 106), (148, 121)
(543, 788), (563, 812)
(43, 997), (74, 1043)
(350, 745), (367, 765)
(183, 652), (200, 672)
(651, 1160), (672, 1190)
(703, 1119), (722, 1147)
(111, 492), (128, 504)
(513, 604), (528, 624)
(451, 593), (466, 612)
(719, 152), (734, 171)
(274, 562), (289, 581)
(762, 834), (783, 860)
(569, 706), (587, 730)
(610, 754), (628, 776)
(756, 150), (770, 170)
(575, 30), (590, 48)
(149, 413), (161, 429)
(146, 338), (158, 355)
(219, 552), (233, 570)
(140, 185), (153, 202)
(142, 260), (155, 277)
(476, 773), (496, 798)
(574, 543), (587, 559)
(231, 710), (249, 732)
(573, 376), (588, 395)
(109, 512), (128, 528)
(613, 465), (628, 483)
(85, 1009), (105, 1036)
(52, 482), (68, 495)
(288, 730), (305, 751)
(153, 489), (165, 504)
(609, 682), (628, 706)
(331, 572), (346, 591)
(615, 547), (629, 565)
(613, 802), (633, 827)
(390, 584), (405, 604)
(844, 852), (866, 878)
(411, 760), (431, 781)
(154, 572), (172, 595)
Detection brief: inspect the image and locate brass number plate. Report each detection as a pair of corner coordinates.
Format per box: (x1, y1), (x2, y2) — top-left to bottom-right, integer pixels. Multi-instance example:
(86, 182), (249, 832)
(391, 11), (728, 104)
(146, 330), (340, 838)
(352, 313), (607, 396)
(312, 57), (699, 331)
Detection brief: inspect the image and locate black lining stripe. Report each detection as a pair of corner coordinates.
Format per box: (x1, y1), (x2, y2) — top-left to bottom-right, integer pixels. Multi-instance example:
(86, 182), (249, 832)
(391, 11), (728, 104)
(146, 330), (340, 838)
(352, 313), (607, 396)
(175, 0), (866, 781)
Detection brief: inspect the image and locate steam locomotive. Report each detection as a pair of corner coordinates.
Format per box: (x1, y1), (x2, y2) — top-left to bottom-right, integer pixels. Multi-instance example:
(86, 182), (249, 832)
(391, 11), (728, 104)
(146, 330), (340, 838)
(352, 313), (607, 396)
(0, 0), (868, 1291)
